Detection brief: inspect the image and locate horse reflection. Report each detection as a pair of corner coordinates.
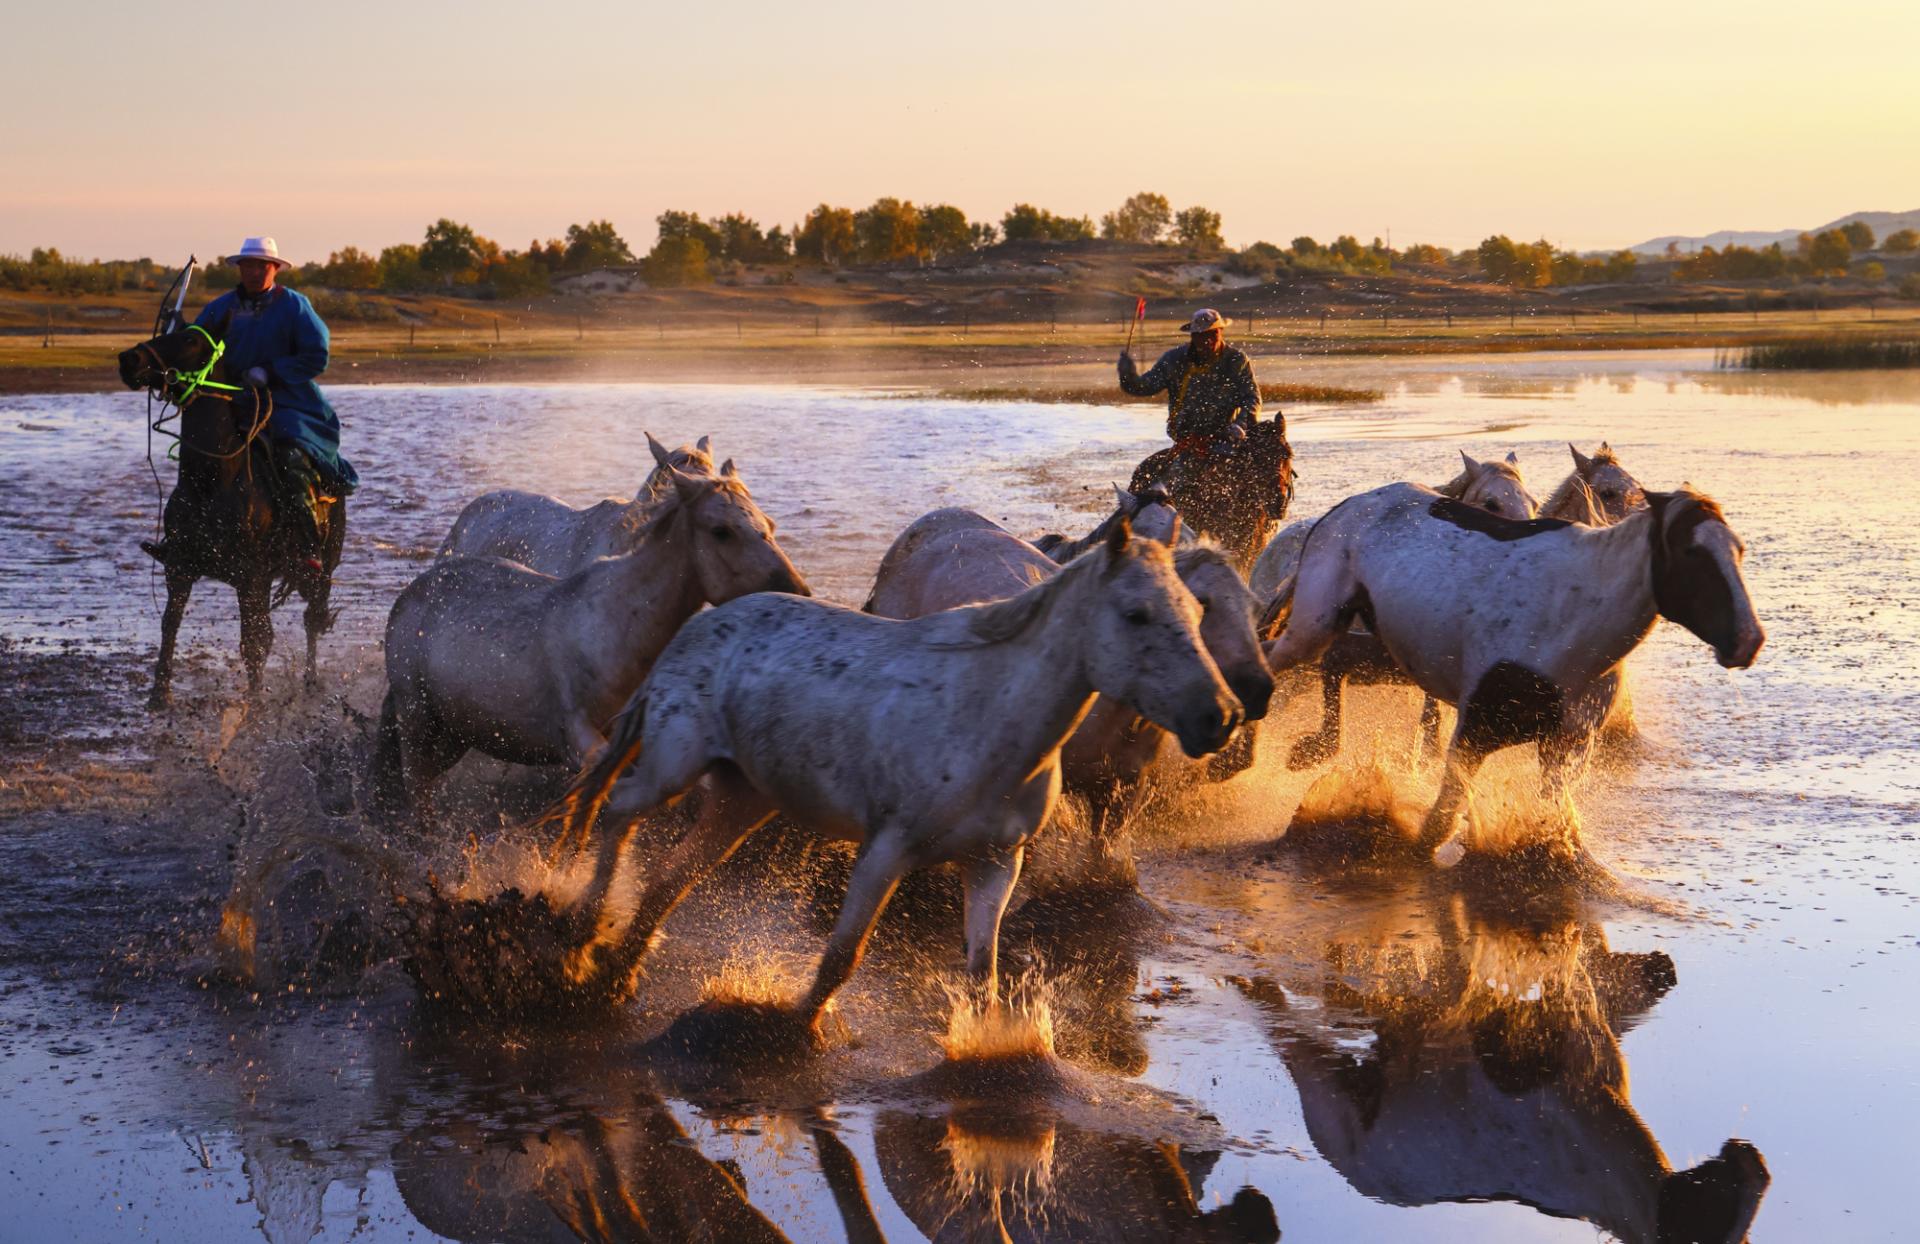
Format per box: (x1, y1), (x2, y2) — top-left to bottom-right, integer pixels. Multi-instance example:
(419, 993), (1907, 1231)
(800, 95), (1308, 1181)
(391, 1093), (790, 1243)
(1233, 897), (1768, 1243)
(873, 1107), (1278, 1244)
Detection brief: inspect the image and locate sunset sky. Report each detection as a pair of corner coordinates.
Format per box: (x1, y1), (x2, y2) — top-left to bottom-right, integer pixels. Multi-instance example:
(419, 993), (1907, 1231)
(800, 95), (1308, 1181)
(4, 0), (1916, 262)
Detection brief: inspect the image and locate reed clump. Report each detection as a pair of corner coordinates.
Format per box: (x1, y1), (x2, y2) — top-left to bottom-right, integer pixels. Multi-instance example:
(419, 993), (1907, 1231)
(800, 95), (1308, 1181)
(1724, 336), (1920, 370)
(937, 381), (1383, 406)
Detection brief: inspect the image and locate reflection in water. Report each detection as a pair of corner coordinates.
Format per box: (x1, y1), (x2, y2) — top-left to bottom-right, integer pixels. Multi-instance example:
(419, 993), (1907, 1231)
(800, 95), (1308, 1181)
(874, 1108), (1277, 1244)
(391, 1093), (790, 1243)
(1233, 892), (1768, 1244)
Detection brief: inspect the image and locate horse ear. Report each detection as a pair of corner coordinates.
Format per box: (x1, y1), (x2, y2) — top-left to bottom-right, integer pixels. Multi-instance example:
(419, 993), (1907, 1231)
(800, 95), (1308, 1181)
(1112, 481), (1132, 510)
(647, 431), (672, 468)
(1505, 451), (1520, 466)
(668, 466), (709, 504)
(1460, 450), (1482, 473)
(696, 434), (712, 455)
(1165, 512), (1183, 548)
(1570, 443), (1591, 471)
(1105, 512), (1133, 557)
(720, 457), (739, 478)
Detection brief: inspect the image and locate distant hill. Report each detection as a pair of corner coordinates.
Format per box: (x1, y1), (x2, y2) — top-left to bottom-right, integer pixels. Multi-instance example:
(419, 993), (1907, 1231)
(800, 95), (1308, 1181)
(1630, 208), (1920, 256)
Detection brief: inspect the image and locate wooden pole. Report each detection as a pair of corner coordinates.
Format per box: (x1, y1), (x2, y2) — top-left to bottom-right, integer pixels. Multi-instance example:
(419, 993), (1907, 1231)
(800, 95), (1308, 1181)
(409, 322), (416, 347)
(494, 316), (501, 344)
(43, 307), (52, 348)
(576, 315), (584, 341)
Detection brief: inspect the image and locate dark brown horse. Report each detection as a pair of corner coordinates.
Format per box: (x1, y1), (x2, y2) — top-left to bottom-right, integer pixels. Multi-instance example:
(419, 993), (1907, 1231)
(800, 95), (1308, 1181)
(118, 324), (345, 709)
(1129, 418), (1292, 571)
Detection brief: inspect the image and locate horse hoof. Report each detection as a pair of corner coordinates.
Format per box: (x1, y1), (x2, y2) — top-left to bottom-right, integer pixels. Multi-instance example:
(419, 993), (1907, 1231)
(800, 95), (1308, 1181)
(147, 689), (171, 714)
(646, 999), (825, 1069)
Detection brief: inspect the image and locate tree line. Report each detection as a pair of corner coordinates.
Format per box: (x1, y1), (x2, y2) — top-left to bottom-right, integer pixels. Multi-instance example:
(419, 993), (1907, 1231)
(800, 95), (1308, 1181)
(5, 207), (1912, 298)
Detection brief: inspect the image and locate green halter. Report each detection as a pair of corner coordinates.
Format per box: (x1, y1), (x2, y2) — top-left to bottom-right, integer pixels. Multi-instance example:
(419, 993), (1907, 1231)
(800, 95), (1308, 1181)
(171, 324), (246, 405)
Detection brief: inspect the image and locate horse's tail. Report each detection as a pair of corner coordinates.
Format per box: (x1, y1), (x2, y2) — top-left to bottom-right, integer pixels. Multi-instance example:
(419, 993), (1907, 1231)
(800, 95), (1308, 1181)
(540, 691), (649, 859)
(1258, 573), (1296, 641)
(368, 688), (407, 820)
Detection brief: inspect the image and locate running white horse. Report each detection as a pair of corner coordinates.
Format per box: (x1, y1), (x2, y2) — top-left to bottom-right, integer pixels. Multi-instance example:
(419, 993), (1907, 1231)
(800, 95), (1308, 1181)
(1265, 483), (1762, 852)
(1279, 444), (1648, 768)
(438, 434), (714, 576)
(550, 518), (1242, 1032)
(372, 456), (809, 824)
(866, 505), (1273, 837)
(1253, 451), (1544, 768)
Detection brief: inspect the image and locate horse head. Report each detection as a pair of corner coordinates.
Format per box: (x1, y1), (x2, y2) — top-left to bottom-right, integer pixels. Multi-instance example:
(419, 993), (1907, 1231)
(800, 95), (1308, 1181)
(1571, 442), (1646, 523)
(640, 430), (715, 501)
(117, 323), (217, 392)
(1647, 489), (1764, 669)
(1455, 450), (1540, 519)
(663, 459), (812, 602)
(1176, 544), (1274, 721)
(1084, 515), (1241, 757)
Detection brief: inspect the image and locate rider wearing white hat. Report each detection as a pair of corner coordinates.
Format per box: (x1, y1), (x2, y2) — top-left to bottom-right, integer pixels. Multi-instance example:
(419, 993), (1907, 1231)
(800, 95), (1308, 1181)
(178, 236), (355, 571)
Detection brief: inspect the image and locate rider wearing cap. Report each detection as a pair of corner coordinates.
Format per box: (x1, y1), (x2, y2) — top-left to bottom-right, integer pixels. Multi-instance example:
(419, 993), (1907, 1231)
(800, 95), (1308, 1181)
(1119, 307), (1263, 492)
(190, 237), (355, 569)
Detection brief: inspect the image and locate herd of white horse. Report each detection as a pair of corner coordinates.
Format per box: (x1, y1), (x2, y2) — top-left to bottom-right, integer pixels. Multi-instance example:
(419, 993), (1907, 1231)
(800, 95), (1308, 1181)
(366, 432), (1763, 1027)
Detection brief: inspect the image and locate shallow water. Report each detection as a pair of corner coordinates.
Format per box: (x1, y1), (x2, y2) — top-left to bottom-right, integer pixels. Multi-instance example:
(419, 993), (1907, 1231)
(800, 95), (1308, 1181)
(2, 351), (1918, 1241)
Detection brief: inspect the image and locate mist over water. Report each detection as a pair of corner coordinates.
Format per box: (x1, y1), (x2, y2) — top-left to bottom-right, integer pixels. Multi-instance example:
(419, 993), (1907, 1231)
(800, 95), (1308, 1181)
(2, 351), (1918, 1240)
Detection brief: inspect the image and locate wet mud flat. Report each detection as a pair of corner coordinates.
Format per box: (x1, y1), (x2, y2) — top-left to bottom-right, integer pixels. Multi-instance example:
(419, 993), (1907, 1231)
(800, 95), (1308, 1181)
(4, 357), (1920, 1239)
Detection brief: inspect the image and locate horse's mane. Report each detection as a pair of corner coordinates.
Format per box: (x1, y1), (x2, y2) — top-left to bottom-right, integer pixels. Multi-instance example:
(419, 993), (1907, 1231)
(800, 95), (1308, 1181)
(1172, 540), (1233, 577)
(1542, 475), (1604, 525)
(937, 554), (1096, 646)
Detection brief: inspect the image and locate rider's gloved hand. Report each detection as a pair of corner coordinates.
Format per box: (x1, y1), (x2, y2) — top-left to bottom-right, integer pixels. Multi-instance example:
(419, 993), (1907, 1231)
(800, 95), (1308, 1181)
(1225, 422), (1247, 442)
(245, 366), (269, 387)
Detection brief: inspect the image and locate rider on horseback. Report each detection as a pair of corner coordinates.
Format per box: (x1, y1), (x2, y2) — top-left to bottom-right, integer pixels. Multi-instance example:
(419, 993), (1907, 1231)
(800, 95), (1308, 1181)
(151, 236), (355, 572)
(1119, 307), (1263, 494)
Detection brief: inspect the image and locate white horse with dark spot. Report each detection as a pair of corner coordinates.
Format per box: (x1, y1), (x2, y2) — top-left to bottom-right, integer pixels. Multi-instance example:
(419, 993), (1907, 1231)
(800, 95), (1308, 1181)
(372, 453), (809, 824)
(550, 519), (1242, 1035)
(866, 504), (1273, 838)
(1255, 451), (1545, 768)
(438, 433), (713, 575)
(1265, 483), (1762, 853)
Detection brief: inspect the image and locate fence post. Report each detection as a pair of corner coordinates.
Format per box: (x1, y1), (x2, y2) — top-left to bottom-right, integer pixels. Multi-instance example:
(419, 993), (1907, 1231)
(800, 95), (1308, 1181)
(1320, 310), (1328, 332)
(43, 308), (52, 348)
(576, 315), (584, 341)
(494, 316), (501, 344)
(815, 314), (821, 336)
(736, 316), (742, 339)
(1446, 308), (1453, 328)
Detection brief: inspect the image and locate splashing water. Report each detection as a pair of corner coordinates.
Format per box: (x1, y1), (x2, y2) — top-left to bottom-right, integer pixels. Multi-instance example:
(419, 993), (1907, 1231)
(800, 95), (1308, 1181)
(937, 970), (1058, 1063)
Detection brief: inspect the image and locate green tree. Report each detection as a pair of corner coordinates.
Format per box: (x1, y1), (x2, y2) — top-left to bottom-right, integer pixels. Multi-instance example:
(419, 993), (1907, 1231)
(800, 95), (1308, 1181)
(1100, 192), (1172, 243)
(1882, 228), (1918, 254)
(313, 246), (380, 289)
(918, 204), (974, 259)
(1001, 204), (1094, 242)
(1860, 261), (1887, 282)
(488, 253), (551, 296)
(1476, 234), (1551, 286)
(1173, 205), (1224, 250)
(969, 220), (999, 248)
(1400, 243), (1450, 265)
(853, 197), (925, 263)
(655, 211), (724, 258)
(420, 218), (486, 283)
(1603, 249), (1638, 281)
(377, 243), (431, 291)
(713, 213), (772, 263)
(642, 236), (712, 287)
(795, 204), (857, 264)
(1806, 229), (1852, 275)
(561, 220), (634, 270)
(1840, 220), (1876, 251)
(1289, 236), (1320, 256)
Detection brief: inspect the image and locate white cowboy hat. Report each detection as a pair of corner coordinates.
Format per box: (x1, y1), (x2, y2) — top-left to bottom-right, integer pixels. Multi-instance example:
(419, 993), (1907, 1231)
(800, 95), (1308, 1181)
(1180, 307), (1231, 334)
(225, 236), (291, 269)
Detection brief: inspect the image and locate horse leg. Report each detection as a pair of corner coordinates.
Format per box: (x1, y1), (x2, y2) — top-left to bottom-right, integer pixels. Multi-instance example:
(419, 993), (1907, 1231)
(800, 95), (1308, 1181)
(397, 711), (466, 831)
(1207, 719), (1259, 781)
(582, 764), (773, 990)
(149, 570), (195, 712)
(1263, 555), (1356, 673)
(300, 575), (336, 694)
(793, 830), (915, 1031)
(1288, 663), (1347, 770)
(1417, 733), (1488, 855)
(237, 577), (274, 700)
(959, 844), (1025, 1003)
(1419, 696), (1444, 758)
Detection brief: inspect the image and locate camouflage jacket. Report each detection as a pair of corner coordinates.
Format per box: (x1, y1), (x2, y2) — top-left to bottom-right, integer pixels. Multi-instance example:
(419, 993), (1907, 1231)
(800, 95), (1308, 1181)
(1119, 344), (1261, 441)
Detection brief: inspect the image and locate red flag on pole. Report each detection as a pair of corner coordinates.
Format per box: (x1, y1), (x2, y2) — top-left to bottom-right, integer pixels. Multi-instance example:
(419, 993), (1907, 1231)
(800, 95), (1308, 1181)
(1134, 296), (1147, 320)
